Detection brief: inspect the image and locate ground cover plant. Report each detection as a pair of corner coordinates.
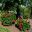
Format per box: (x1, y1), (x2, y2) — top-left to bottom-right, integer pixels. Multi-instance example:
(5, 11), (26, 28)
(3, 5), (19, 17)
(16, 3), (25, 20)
(0, 26), (10, 32)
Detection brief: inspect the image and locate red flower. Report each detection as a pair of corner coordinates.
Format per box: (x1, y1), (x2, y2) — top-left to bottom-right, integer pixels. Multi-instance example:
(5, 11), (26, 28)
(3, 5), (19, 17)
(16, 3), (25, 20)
(19, 16), (22, 19)
(12, 20), (16, 23)
(18, 23), (23, 30)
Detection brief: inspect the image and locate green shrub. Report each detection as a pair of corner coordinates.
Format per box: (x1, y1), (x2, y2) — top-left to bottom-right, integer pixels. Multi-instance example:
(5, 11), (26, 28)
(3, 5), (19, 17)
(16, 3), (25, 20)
(0, 26), (10, 32)
(2, 18), (12, 26)
(23, 8), (31, 19)
(9, 14), (16, 20)
(1, 14), (16, 25)
(22, 19), (30, 31)
(15, 19), (30, 31)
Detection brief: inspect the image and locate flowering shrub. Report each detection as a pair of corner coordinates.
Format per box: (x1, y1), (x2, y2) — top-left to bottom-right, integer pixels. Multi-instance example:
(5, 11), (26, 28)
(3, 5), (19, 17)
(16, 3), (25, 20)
(15, 19), (30, 32)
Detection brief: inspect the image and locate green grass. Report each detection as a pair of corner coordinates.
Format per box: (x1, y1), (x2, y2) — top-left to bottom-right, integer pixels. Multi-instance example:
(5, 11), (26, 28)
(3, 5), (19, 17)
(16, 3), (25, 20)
(0, 26), (10, 32)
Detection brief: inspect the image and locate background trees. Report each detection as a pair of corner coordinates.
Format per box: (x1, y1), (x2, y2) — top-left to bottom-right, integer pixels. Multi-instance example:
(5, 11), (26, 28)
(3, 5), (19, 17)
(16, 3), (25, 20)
(0, 0), (32, 18)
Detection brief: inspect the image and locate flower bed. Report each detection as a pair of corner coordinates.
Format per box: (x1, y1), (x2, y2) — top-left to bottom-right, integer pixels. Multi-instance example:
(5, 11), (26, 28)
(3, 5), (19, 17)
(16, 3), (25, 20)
(15, 19), (30, 32)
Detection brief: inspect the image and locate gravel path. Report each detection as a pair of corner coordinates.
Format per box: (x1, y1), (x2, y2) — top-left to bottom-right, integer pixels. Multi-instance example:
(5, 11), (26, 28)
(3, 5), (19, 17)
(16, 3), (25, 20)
(29, 19), (32, 32)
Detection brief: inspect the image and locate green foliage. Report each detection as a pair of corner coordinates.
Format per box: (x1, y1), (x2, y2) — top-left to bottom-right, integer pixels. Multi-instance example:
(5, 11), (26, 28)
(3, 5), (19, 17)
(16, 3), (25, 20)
(30, 0), (32, 2)
(3, 0), (22, 11)
(0, 0), (2, 3)
(1, 13), (16, 25)
(19, 5), (31, 18)
(0, 26), (10, 32)
(23, 8), (31, 18)
(15, 19), (30, 31)
(2, 18), (12, 25)
(22, 19), (30, 31)
(9, 15), (16, 20)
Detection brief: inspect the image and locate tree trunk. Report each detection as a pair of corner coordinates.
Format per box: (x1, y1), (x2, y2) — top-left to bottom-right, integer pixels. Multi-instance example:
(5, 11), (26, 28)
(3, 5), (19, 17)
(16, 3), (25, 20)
(16, 5), (21, 19)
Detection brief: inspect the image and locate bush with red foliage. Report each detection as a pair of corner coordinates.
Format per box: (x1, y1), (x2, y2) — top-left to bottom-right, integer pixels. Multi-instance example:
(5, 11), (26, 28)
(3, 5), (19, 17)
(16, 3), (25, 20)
(18, 22), (23, 30)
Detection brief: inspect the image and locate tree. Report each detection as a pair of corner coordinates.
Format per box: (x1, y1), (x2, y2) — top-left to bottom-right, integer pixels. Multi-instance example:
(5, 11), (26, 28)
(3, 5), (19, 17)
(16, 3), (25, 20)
(2, 0), (23, 19)
(2, 0), (32, 19)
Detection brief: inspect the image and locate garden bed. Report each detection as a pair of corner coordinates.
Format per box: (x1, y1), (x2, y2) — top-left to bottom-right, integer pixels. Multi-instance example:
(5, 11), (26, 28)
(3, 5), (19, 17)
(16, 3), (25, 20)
(0, 19), (32, 32)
